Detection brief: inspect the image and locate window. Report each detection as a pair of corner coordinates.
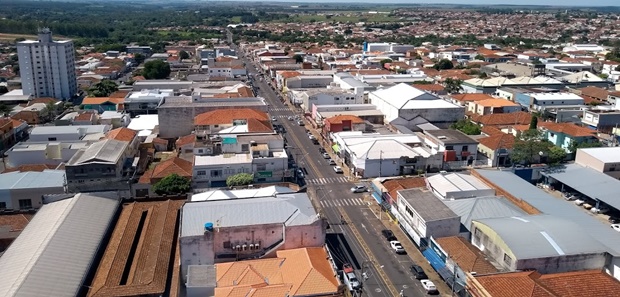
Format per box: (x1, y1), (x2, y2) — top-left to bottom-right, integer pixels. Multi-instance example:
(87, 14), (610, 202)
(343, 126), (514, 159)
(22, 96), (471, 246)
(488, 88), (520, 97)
(405, 205), (414, 218)
(18, 199), (32, 209)
(197, 170), (206, 176)
(211, 170), (222, 177)
(0, 202), (6, 209)
(241, 144), (249, 152)
(462, 146), (468, 152)
(48, 137), (57, 141)
(445, 145), (454, 150)
(503, 253), (513, 266)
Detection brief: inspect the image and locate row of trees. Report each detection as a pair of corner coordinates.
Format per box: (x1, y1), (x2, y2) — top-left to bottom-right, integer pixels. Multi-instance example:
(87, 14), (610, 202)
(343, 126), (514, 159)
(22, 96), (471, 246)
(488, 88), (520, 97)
(151, 173), (254, 195)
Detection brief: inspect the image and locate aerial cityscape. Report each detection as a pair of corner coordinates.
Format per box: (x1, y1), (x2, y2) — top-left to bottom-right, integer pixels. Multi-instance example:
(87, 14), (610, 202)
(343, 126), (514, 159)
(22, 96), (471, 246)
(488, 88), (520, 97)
(1, 1), (620, 296)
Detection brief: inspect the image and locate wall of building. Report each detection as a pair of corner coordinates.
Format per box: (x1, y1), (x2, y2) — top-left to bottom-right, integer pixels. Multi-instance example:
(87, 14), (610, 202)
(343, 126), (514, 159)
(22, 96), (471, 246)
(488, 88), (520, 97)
(425, 217), (461, 239)
(516, 253), (607, 274)
(6, 146), (79, 167)
(29, 132), (81, 142)
(9, 187), (65, 209)
(399, 107), (465, 125)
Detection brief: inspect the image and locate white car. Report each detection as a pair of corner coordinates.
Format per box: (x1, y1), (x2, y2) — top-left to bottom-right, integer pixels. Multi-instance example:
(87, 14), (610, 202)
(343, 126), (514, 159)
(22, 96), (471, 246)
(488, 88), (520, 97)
(389, 241), (405, 254)
(611, 224), (620, 232)
(351, 185), (368, 193)
(574, 199), (585, 206)
(333, 166), (343, 173)
(322, 153), (330, 159)
(271, 116), (277, 122)
(328, 159), (336, 165)
(420, 279), (438, 294)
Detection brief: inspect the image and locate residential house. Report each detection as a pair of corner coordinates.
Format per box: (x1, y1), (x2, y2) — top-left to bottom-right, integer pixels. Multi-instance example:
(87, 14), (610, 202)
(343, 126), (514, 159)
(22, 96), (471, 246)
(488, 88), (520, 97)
(65, 139), (134, 193)
(322, 115), (365, 135)
(449, 93), (495, 107)
(176, 134), (196, 155)
(0, 118), (27, 153)
(477, 129), (516, 167)
(423, 129), (479, 166)
(370, 83), (464, 130)
(582, 109), (620, 133)
(467, 98), (521, 115)
(539, 122), (598, 153)
(98, 111), (129, 128)
(72, 112), (98, 125)
(135, 157), (192, 197)
(469, 111), (532, 128)
(123, 89), (172, 116)
(288, 87), (363, 112)
(81, 97), (124, 112)
(11, 103), (49, 125)
(575, 147), (620, 179)
(105, 127), (139, 156)
(28, 125), (111, 142)
(412, 83), (447, 96)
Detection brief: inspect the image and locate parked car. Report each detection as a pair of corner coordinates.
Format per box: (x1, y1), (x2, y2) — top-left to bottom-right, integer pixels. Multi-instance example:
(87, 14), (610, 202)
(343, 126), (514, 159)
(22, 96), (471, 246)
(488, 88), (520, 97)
(309, 135), (316, 140)
(271, 116), (277, 122)
(390, 241), (405, 254)
(382, 229), (397, 241)
(351, 185), (368, 193)
(333, 166), (343, 173)
(420, 280), (438, 294)
(328, 159), (336, 165)
(609, 216), (620, 224)
(288, 116), (294, 121)
(318, 147), (326, 154)
(612, 224), (620, 232)
(574, 198), (585, 206)
(410, 264), (428, 280)
(297, 120), (305, 126)
(322, 153), (330, 159)
(296, 169), (304, 179)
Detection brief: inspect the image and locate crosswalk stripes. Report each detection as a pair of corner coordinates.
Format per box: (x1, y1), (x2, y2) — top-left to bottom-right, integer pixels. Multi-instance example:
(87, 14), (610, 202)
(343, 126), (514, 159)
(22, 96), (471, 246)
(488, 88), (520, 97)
(319, 198), (365, 208)
(305, 177), (349, 185)
(269, 107), (291, 112)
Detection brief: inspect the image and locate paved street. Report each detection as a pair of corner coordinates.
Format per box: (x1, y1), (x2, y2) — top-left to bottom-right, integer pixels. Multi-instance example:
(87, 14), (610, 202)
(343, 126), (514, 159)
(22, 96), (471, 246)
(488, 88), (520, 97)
(237, 48), (435, 297)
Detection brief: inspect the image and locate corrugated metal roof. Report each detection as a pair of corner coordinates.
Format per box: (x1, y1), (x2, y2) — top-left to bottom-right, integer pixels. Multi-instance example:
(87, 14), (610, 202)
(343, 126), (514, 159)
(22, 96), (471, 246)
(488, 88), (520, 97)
(190, 186), (295, 202)
(0, 170), (65, 190)
(0, 192), (120, 297)
(475, 215), (606, 259)
(67, 139), (128, 165)
(398, 188), (458, 222)
(427, 173), (494, 198)
(476, 169), (620, 256)
(444, 196), (526, 230)
(371, 83), (438, 109)
(542, 164), (620, 212)
(181, 193), (319, 237)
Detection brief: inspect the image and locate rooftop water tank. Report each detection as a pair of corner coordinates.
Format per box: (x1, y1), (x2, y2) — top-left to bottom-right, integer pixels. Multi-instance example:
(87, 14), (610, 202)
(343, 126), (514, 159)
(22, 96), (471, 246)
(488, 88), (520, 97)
(204, 222), (214, 232)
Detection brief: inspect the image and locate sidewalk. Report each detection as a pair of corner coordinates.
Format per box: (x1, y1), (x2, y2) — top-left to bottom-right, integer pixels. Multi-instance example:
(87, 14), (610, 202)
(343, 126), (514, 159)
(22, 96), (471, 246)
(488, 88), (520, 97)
(362, 195), (453, 297)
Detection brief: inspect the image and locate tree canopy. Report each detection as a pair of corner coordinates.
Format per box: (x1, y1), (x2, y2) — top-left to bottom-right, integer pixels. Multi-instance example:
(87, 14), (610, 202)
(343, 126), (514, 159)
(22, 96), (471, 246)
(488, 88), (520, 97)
(88, 80), (118, 97)
(511, 129), (553, 166)
(152, 173), (191, 195)
(226, 173), (254, 187)
(143, 60), (171, 79)
(179, 50), (190, 60)
(293, 54), (304, 64)
(450, 119), (481, 135)
(444, 78), (463, 94)
(434, 59), (454, 70)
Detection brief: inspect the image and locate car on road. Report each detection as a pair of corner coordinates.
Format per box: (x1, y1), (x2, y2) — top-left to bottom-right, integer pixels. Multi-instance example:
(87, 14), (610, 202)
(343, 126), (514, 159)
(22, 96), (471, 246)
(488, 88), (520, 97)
(318, 147), (326, 154)
(322, 152), (330, 159)
(296, 169), (304, 179)
(297, 120), (305, 126)
(271, 116), (277, 122)
(350, 185), (368, 193)
(333, 166), (343, 173)
(309, 135), (316, 140)
(410, 264), (428, 280)
(328, 159), (336, 165)
(609, 216), (620, 224)
(420, 280), (438, 294)
(288, 116), (294, 121)
(389, 241), (405, 254)
(382, 229), (397, 241)
(612, 224), (620, 232)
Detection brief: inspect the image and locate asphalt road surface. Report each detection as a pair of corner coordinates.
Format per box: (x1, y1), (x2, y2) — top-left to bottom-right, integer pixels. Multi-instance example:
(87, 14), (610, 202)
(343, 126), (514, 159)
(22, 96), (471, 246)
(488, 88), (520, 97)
(239, 50), (430, 297)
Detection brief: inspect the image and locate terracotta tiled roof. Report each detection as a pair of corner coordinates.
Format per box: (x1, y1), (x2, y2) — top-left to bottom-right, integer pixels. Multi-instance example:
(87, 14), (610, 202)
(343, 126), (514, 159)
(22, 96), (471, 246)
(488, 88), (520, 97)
(10, 119), (26, 128)
(471, 112), (531, 126)
(214, 247), (339, 297)
(139, 157), (192, 184)
(28, 97), (58, 106)
(475, 270), (620, 297)
(109, 90), (130, 98)
(412, 83), (445, 92)
(538, 122), (597, 138)
(175, 134), (196, 147)
(474, 98), (519, 107)
(105, 127), (137, 142)
(578, 86), (608, 101)
(434, 236), (498, 274)
(279, 71), (301, 79)
(481, 126), (503, 136)
(382, 177), (426, 201)
(0, 213), (33, 231)
(326, 114), (364, 124)
(152, 137), (168, 145)
(82, 97), (124, 105)
(194, 108), (271, 132)
(479, 131), (516, 150)
(451, 93), (495, 103)
(75, 113), (95, 121)
(3, 164), (61, 173)
(237, 86), (254, 97)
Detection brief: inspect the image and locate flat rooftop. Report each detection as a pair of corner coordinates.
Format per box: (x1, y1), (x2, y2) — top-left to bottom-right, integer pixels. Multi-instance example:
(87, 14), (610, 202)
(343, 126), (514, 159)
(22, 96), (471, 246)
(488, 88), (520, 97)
(87, 200), (184, 297)
(194, 153), (252, 166)
(398, 187), (458, 222)
(578, 147), (620, 163)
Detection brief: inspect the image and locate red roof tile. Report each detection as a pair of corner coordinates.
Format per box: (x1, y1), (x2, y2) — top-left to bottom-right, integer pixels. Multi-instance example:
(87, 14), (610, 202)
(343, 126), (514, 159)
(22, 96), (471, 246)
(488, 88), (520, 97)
(382, 177), (426, 201)
(326, 115), (364, 124)
(434, 236), (498, 274)
(139, 157), (192, 184)
(105, 127), (137, 142)
(471, 112), (531, 127)
(538, 122), (597, 138)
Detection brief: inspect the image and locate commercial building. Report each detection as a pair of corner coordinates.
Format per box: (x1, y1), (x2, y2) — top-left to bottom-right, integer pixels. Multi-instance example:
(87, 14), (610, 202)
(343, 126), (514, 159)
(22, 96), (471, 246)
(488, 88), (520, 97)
(179, 193), (325, 277)
(423, 129), (479, 167)
(28, 125), (111, 142)
(370, 83), (464, 130)
(443, 196), (526, 238)
(123, 89), (172, 116)
(5, 141), (92, 168)
(0, 192), (120, 297)
(426, 172), (495, 200)
(0, 170), (66, 210)
(288, 87), (364, 112)
(16, 28), (77, 100)
(575, 147), (620, 179)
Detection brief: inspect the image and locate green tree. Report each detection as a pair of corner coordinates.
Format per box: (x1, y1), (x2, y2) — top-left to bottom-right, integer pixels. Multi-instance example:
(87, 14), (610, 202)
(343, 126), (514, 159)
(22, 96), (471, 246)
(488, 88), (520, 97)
(0, 86), (8, 95)
(152, 173), (191, 195)
(0, 103), (10, 117)
(226, 173), (254, 187)
(529, 116), (538, 130)
(379, 58), (393, 68)
(433, 59), (454, 70)
(450, 119), (481, 135)
(568, 140), (602, 154)
(547, 146), (567, 165)
(444, 78), (463, 94)
(143, 60), (171, 79)
(179, 50), (190, 60)
(45, 101), (59, 120)
(511, 129), (550, 166)
(293, 54), (304, 64)
(88, 80), (118, 97)
(474, 54), (485, 60)
(133, 53), (146, 65)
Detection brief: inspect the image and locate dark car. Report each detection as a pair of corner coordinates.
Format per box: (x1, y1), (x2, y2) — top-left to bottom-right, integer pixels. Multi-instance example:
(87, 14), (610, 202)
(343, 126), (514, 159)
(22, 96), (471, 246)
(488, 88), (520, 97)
(410, 264), (428, 280)
(318, 147), (326, 154)
(381, 230), (397, 241)
(609, 216), (620, 224)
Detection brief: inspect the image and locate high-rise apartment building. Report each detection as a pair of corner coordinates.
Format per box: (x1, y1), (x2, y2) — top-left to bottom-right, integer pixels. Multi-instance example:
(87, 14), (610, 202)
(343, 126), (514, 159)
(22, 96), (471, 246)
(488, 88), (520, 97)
(17, 28), (77, 100)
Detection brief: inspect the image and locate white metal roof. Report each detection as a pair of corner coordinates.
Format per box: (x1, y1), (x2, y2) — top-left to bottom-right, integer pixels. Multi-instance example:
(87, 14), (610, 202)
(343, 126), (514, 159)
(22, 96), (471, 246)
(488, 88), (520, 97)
(427, 173), (493, 198)
(0, 170), (65, 190)
(578, 147), (620, 163)
(0, 193), (119, 297)
(191, 186), (295, 201)
(529, 92), (584, 100)
(127, 114), (159, 131)
(371, 83), (438, 109)
(67, 139), (128, 165)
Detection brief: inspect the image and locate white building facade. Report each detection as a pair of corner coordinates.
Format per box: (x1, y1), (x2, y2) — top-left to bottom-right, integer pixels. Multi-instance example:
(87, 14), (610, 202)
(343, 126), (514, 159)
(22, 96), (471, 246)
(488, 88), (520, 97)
(17, 28), (77, 100)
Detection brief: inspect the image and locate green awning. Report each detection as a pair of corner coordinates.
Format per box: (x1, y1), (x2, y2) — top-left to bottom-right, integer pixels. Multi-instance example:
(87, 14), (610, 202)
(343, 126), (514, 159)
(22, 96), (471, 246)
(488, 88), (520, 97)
(222, 137), (237, 144)
(332, 144), (340, 153)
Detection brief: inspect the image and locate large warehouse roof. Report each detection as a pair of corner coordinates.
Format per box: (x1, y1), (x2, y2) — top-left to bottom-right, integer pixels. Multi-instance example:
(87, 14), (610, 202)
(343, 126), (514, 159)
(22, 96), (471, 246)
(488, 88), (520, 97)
(0, 192), (120, 297)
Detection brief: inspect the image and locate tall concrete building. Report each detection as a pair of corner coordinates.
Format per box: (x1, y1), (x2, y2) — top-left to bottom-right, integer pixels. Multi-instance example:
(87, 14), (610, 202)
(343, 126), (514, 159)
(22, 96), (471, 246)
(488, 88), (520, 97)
(17, 28), (77, 100)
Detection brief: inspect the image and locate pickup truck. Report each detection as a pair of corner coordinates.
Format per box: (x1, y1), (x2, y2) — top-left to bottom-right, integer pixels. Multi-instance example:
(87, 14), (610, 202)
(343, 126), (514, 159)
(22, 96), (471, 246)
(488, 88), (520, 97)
(342, 263), (361, 291)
